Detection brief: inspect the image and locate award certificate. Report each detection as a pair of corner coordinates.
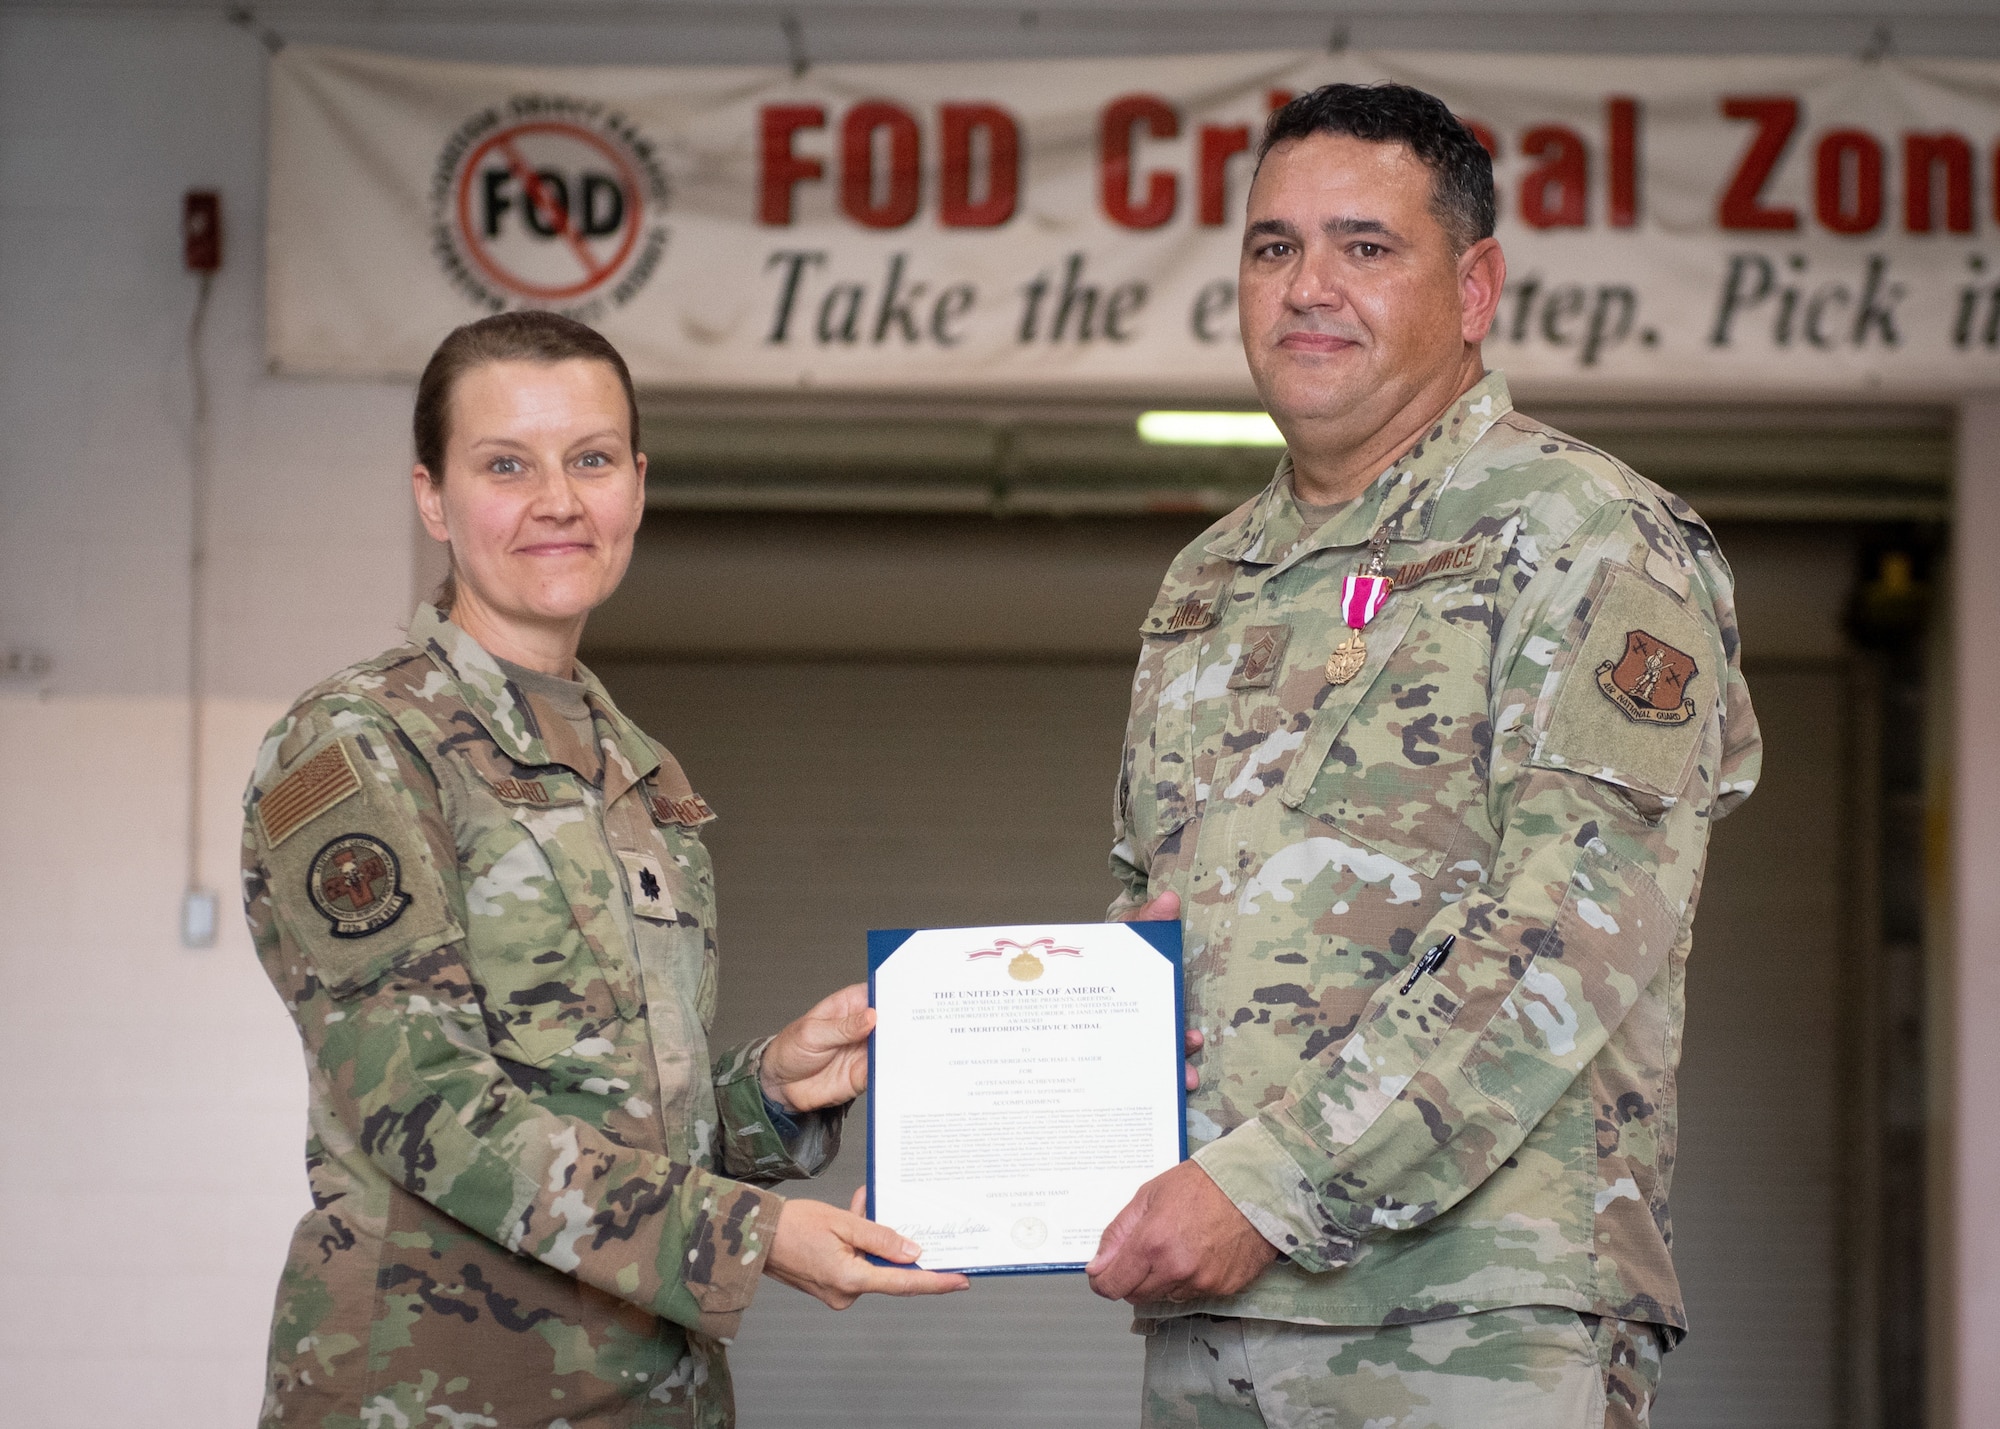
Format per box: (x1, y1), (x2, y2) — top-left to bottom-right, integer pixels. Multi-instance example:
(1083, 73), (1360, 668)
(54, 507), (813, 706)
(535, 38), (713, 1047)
(866, 920), (1186, 1274)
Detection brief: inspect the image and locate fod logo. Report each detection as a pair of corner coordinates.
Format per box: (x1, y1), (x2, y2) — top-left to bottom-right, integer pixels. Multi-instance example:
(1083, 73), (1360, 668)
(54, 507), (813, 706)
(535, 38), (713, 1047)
(431, 96), (669, 318)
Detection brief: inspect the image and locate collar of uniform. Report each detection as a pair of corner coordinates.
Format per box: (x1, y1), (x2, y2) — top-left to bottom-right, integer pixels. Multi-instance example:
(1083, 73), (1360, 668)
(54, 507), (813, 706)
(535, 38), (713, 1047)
(409, 603), (551, 766)
(1206, 371), (1514, 571)
(572, 656), (663, 800)
(408, 604), (663, 792)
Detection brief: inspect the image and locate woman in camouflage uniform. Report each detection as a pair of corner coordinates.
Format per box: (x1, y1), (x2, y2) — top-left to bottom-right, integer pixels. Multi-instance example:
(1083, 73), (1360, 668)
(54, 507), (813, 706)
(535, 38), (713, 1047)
(242, 313), (966, 1429)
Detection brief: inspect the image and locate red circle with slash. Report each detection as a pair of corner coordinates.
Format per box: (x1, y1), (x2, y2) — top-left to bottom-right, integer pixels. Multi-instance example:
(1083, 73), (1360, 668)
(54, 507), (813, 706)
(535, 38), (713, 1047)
(454, 120), (643, 302)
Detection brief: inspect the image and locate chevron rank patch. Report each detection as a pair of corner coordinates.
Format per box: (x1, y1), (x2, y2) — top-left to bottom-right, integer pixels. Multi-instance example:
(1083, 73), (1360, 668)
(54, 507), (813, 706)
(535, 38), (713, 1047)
(1228, 624), (1291, 689)
(260, 741), (361, 848)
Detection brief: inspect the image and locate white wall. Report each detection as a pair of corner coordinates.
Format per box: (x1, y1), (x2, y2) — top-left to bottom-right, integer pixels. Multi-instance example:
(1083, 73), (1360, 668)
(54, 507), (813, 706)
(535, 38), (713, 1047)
(0, 14), (415, 1423)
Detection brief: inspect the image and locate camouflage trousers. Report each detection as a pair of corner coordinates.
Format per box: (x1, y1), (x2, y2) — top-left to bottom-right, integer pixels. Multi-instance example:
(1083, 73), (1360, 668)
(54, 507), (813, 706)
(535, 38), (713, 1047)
(1141, 1308), (1665, 1429)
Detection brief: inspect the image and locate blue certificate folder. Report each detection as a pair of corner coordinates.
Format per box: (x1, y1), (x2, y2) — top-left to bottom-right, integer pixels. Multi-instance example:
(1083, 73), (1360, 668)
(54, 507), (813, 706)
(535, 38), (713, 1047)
(864, 919), (1188, 1276)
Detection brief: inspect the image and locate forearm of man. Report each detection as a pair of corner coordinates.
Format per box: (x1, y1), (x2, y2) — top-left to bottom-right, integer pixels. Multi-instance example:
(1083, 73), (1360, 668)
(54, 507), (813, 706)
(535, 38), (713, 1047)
(1195, 772), (1700, 1271)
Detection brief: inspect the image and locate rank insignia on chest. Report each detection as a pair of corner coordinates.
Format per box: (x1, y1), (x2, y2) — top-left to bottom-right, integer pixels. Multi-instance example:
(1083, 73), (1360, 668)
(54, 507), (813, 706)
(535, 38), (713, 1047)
(1228, 624), (1292, 690)
(1597, 630), (1699, 724)
(617, 849), (677, 921)
(306, 833), (412, 938)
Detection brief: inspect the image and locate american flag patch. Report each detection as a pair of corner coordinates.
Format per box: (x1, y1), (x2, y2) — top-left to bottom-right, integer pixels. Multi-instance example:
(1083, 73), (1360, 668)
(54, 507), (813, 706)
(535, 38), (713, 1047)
(260, 741), (361, 848)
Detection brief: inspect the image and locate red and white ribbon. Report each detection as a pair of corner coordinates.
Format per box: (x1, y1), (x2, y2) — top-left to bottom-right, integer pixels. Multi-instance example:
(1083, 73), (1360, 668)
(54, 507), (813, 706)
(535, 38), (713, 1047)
(1341, 573), (1393, 630)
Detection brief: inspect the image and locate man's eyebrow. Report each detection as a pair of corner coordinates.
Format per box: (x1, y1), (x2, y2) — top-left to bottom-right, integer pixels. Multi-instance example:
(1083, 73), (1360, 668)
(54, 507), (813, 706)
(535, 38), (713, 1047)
(1324, 216), (1402, 241)
(1244, 215), (1407, 244)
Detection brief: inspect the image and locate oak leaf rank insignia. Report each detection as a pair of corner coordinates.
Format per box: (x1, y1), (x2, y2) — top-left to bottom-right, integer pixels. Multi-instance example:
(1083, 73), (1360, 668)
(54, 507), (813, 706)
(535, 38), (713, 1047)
(618, 849), (676, 921)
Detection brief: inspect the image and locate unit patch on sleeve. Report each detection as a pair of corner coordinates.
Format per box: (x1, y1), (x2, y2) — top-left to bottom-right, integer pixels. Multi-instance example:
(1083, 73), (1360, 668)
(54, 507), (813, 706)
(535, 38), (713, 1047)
(260, 741), (362, 848)
(1535, 562), (1714, 801)
(1597, 630), (1699, 725)
(306, 833), (413, 939)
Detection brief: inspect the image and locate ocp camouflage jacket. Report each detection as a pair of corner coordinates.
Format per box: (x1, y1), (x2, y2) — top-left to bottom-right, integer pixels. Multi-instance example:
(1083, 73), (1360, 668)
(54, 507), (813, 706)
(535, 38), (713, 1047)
(1111, 373), (1761, 1338)
(243, 604), (838, 1429)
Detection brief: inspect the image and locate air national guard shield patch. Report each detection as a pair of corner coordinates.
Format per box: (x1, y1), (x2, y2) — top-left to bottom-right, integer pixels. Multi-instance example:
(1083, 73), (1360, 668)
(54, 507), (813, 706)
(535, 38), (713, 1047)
(1597, 630), (1700, 725)
(306, 833), (413, 938)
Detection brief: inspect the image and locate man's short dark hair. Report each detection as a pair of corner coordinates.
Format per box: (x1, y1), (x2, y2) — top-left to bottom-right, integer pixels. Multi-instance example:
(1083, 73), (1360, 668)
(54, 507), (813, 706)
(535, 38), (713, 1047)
(1259, 83), (1496, 253)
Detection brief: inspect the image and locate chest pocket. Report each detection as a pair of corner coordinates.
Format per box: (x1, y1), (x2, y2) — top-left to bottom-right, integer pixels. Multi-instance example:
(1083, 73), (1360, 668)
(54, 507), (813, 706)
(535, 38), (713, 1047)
(1127, 576), (1231, 854)
(651, 820), (720, 1027)
(461, 774), (639, 1067)
(1280, 592), (1492, 880)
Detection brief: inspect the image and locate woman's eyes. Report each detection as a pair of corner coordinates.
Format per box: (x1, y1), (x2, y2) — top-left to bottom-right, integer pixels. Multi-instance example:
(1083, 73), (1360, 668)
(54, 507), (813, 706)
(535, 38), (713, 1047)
(482, 451), (618, 475)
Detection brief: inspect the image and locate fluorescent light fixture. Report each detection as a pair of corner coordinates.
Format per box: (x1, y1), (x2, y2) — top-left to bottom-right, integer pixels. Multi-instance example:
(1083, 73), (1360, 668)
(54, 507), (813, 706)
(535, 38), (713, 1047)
(1137, 410), (1286, 447)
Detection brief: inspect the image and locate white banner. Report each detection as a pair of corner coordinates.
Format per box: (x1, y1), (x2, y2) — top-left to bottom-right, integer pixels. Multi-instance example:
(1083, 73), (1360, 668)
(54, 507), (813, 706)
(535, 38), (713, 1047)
(269, 44), (2000, 398)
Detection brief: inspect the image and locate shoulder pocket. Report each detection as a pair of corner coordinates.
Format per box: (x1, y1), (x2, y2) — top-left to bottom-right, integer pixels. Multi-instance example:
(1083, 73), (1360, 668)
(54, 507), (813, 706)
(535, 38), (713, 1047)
(1532, 563), (1716, 805)
(257, 734), (458, 997)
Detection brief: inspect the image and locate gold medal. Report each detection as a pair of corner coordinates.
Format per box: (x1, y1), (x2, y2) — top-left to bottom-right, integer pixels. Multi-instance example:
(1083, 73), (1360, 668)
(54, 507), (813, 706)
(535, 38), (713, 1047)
(1324, 630), (1368, 685)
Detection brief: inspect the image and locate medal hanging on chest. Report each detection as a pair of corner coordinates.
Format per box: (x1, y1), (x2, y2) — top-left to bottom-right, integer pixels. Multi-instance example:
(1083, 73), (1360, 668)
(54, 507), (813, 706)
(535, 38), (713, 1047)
(1326, 530), (1395, 686)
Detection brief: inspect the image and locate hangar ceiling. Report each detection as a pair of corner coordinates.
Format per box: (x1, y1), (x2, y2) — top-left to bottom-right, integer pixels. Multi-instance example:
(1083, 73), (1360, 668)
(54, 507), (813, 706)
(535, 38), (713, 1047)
(638, 395), (1952, 523)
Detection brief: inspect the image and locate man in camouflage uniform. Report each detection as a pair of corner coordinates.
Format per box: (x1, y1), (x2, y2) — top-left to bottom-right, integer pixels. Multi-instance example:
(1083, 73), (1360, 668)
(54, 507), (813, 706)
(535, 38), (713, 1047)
(1086, 85), (1761, 1428)
(245, 604), (867, 1428)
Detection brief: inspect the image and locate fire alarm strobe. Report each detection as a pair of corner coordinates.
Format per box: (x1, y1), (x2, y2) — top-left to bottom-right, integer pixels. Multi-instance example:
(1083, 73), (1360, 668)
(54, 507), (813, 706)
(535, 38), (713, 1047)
(184, 190), (221, 272)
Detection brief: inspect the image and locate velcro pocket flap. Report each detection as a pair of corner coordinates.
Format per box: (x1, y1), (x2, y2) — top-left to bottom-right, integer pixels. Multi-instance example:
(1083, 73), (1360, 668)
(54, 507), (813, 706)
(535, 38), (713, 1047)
(1140, 567), (1232, 637)
(1531, 564), (1714, 803)
(259, 735), (458, 997)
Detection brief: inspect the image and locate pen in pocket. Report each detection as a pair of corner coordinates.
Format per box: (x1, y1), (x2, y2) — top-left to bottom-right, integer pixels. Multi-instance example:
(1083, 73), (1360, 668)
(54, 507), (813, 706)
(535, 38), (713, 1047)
(1399, 934), (1456, 995)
